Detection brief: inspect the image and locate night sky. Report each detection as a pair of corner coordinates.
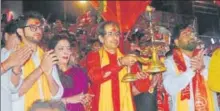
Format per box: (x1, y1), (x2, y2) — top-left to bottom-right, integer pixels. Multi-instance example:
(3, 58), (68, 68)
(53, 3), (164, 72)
(23, 1), (65, 23)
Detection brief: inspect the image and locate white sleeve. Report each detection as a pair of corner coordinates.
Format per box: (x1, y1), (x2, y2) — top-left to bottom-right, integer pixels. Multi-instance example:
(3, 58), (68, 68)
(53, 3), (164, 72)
(50, 65), (64, 100)
(8, 72), (23, 93)
(9, 74), (23, 101)
(163, 58), (195, 96)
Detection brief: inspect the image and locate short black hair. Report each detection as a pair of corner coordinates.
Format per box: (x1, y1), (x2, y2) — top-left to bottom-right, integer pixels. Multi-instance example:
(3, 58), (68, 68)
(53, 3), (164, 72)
(47, 34), (71, 50)
(16, 11), (44, 28)
(3, 20), (18, 35)
(96, 21), (119, 37)
(2, 20), (20, 45)
(171, 24), (189, 40)
(29, 100), (66, 111)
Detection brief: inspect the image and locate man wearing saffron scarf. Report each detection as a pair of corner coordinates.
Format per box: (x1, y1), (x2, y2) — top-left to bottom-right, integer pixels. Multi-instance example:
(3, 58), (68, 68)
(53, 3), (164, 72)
(208, 48), (220, 92)
(163, 24), (219, 111)
(86, 21), (149, 111)
(12, 11), (63, 111)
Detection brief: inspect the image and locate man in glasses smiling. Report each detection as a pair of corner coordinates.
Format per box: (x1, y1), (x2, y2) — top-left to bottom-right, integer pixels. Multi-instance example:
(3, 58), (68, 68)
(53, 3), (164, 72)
(12, 11), (63, 111)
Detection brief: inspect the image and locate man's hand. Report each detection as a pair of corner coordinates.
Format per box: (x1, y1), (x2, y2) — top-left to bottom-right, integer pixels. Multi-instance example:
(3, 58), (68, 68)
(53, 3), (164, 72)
(190, 49), (205, 71)
(119, 54), (137, 67)
(136, 72), (149, 80)
(40, 50), (58, 75)
(81, 93), (95, 105)
(6, 45), (33, 68)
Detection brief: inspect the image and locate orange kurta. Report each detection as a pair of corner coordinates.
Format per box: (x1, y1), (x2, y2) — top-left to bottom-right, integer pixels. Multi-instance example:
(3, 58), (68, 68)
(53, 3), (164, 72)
(87, 49), (148, 111)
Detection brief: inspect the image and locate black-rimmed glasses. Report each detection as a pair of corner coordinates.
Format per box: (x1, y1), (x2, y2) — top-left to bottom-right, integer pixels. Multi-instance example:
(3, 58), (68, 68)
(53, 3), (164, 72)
(23, 25), (44, 32)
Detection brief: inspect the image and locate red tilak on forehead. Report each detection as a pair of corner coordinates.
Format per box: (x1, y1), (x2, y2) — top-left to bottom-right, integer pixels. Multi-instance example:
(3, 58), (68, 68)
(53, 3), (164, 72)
(111, 26), (117, 32)
(34, 21), (40, 24)
(28, 19), (40, 25)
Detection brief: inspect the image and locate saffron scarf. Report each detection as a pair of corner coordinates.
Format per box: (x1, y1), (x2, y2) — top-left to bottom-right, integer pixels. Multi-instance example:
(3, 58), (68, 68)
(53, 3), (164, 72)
(20, 43), (51, 111)
(173, 48), (215, 111)
(98, 48), (134, 111)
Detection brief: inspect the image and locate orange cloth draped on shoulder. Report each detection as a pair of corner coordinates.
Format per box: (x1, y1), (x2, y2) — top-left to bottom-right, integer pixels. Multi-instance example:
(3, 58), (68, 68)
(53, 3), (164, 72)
(86, 48), (138, 111)
(173, 48), (215, 111)
(19, 43), (51, 111)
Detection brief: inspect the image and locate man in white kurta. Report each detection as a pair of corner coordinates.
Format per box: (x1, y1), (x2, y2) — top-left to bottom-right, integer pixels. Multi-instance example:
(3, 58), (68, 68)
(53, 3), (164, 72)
(1, 20), (29, 111)
(163, 54), (219, 111)
(163, 25), (219, 111)
(1, 48), (23, 111)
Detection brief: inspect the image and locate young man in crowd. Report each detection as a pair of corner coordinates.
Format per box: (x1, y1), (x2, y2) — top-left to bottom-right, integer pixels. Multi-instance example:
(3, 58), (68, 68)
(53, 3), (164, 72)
(1, 20), (33, 111)
(12, 11), (63, 111)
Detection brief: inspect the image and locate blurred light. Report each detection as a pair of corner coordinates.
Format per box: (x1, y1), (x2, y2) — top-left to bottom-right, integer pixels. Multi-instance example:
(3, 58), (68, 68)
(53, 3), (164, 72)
(79, 1), (87, 4)
(211, 38), (215, 44)
(9, 11), (13, 15)
(135, 28), (138, 32)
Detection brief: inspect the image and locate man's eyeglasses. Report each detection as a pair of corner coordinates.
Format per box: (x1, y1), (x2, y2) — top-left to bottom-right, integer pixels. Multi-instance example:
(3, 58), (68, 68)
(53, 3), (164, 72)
(24, 25), (44, 32)
(105, 32), (121, 37)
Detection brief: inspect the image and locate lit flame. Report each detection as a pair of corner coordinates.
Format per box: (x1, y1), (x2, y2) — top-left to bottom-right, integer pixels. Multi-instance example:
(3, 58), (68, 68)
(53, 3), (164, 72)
(146, 6), (154, 12)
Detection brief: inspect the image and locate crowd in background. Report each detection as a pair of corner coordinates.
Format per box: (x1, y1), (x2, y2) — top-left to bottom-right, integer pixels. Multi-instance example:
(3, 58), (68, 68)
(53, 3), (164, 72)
(1, 10), (220, 111)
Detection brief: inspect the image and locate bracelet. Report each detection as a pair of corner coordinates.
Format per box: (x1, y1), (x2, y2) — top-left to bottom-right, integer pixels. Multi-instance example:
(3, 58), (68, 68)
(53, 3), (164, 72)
(12, 68), (21, 75)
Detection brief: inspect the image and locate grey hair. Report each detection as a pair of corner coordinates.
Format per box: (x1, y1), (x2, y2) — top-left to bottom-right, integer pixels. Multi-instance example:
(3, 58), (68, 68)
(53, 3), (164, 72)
(29, 100), (66, 111)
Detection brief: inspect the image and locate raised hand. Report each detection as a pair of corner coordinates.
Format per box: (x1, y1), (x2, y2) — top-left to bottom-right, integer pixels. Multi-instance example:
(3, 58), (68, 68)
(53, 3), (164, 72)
(6, 45), (33, 68)
(190, 49), (206, 71)
(119, 54), (137, 67)
(40, 50), (58, 75)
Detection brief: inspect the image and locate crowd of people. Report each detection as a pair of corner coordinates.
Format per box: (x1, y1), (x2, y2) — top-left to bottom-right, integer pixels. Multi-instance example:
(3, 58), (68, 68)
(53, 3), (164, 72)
(1, 11), (220, 111)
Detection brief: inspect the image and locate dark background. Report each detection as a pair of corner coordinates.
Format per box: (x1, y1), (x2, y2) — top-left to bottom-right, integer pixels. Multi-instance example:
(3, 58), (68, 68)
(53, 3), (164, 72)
(21, 0), (220, 36)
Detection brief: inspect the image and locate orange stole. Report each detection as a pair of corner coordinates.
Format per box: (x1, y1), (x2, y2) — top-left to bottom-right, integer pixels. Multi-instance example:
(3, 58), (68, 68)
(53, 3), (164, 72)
(172, 50), (215, 111)
(98, 48), (134, 111)
(21, 45), (51, 111)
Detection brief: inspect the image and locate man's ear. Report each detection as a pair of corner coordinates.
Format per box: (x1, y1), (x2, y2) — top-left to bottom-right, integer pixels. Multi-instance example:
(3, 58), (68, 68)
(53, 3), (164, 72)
(98, 35), (104, 44)
(16, 28), (24, 37)
(174, 39), (179, 47)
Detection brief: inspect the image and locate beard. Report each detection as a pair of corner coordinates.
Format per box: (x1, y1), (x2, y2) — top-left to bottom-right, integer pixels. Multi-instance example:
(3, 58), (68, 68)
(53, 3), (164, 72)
(25, 36), (41, 44)
(179, 41), (198, 51)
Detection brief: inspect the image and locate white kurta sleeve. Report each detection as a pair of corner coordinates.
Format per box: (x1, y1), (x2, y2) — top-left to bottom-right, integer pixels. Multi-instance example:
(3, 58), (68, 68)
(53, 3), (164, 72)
(8, 72), (23, 93)
(50, 65), (64, 100)
(9, 73), (24, 101)
(1, 49), (24, 101)
(163, 57), (195, 96)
